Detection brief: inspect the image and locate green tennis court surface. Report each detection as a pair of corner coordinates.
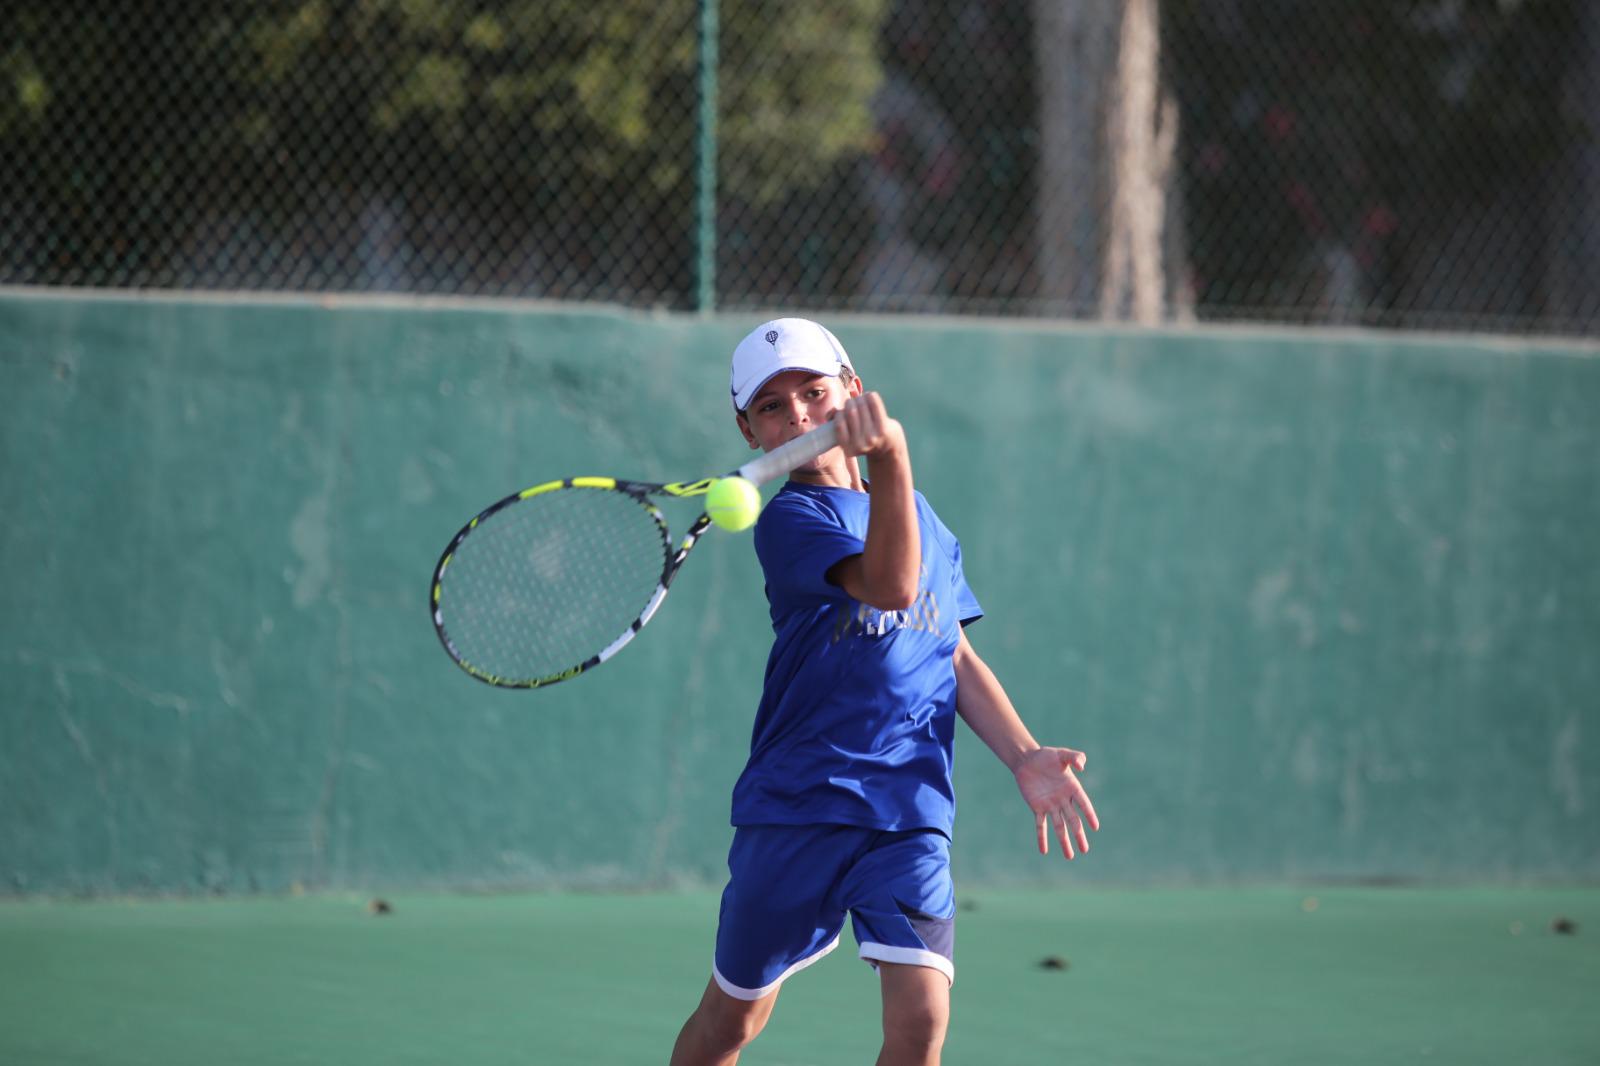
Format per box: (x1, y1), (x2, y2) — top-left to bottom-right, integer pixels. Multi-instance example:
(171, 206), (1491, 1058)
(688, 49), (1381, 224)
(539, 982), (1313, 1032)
(3, 887), (1595, 1065)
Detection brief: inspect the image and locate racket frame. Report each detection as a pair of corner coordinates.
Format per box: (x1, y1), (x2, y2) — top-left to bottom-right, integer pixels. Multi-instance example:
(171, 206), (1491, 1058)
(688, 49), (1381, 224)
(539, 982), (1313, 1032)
(431, 422), (840, 689)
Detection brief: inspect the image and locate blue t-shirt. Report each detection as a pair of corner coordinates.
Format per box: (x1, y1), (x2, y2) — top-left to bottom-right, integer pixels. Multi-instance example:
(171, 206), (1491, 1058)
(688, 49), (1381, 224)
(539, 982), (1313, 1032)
(730, 481), (983, 837)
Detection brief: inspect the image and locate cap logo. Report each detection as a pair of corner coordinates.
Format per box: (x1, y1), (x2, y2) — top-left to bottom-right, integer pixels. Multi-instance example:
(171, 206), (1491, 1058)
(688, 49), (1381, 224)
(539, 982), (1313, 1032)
(764, 330), (779, 347)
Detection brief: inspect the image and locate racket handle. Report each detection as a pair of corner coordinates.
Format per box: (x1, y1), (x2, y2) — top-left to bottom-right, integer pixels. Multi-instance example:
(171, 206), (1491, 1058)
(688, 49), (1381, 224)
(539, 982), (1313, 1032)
(735, 422), (841, 485)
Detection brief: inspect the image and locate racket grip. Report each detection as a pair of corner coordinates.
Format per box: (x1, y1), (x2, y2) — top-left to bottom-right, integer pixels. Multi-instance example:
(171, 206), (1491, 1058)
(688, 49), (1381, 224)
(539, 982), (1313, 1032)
(735, 422), (841, 485)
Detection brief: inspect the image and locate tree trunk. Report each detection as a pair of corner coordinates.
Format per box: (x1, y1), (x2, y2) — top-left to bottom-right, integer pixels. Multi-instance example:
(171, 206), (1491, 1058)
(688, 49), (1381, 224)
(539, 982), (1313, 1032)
(1099, 0), (1183, 324)
(1031, 0), (1118, 316)
(1034, 0), (1189, 324)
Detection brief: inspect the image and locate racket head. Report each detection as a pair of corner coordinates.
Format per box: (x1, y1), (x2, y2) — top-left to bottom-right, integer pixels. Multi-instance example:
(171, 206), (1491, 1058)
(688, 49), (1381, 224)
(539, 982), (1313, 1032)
(430, 479), (675, 688)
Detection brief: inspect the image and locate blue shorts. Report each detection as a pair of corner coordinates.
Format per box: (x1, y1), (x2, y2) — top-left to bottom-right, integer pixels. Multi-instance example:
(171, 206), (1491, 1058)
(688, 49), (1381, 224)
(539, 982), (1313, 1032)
(712, 825), (956, 1000)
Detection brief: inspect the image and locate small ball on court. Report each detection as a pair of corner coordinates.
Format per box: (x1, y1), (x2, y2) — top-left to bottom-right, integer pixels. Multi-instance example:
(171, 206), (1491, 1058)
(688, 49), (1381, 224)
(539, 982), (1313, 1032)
(707, 476), (761, 532)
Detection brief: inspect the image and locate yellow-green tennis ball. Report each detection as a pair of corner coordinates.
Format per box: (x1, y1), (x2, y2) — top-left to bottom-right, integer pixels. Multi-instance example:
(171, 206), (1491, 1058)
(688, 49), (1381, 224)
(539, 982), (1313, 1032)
(707, 476), (761, 532)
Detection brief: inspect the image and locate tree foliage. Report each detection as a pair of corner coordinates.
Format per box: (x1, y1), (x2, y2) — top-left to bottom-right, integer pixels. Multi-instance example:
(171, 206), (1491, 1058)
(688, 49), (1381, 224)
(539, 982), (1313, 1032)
(1164, 0), (1586, 324)
(1, 0), (886, 293)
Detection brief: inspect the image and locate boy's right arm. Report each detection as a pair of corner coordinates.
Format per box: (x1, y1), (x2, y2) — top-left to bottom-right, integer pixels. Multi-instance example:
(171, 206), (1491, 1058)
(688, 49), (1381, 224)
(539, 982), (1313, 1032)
(825, 392), (921, 611)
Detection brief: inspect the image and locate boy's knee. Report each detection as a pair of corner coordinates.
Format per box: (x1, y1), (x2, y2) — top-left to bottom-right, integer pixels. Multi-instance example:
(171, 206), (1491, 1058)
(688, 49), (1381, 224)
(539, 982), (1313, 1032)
(883, 1001), (948, 1051)
(705, 1010), (765, 1052)
(698, 991), (775, 1054)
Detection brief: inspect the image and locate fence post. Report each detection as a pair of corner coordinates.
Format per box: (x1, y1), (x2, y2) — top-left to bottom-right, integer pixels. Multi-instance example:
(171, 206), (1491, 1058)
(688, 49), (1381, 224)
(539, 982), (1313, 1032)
(696, 0), (719, 313)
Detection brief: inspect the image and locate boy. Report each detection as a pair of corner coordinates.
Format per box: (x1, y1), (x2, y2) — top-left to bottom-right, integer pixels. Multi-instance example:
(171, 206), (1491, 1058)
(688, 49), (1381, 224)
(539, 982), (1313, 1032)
(670, 318), (1100, 1066)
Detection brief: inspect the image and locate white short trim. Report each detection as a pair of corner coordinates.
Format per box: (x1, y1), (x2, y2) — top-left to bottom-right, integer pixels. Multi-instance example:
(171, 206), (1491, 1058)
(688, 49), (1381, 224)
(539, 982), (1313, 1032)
(713, 935), (841, 1001)
(858, 943), (955, 986)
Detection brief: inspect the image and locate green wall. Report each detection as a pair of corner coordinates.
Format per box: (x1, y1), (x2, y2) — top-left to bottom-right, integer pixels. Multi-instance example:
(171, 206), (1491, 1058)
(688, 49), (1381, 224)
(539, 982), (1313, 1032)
(2, 292), (1596, 895)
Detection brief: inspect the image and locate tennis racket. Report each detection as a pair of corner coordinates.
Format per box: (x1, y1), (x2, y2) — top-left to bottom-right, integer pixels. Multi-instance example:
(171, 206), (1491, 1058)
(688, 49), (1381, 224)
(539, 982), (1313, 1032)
(430, 421), (841, 689)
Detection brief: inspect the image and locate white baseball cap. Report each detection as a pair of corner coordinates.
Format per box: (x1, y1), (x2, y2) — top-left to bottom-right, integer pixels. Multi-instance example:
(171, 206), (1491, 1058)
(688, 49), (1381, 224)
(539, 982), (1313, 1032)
(730, 318), (855, 411)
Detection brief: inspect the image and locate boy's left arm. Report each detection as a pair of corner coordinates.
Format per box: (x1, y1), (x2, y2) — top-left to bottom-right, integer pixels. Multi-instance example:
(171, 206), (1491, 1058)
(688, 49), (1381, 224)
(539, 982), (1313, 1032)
(952, 629), (1100, 859)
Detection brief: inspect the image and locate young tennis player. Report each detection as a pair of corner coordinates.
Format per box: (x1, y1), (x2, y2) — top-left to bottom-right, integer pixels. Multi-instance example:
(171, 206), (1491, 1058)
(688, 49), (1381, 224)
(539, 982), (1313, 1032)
(669, 318), (1099, 1066)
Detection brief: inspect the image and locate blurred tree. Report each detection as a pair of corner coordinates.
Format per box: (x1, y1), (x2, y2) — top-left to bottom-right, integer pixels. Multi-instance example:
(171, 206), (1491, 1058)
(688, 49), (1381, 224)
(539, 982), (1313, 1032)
(1031, 0), (1118, 318)
(1098, 0), (1189, 324)
(3, 0), (1590, 332)
(229, 0), (885, 298)
(1164, 0), (1589, 330)
(1033, 0), (1191, 324)
(0, 0), (886, 300)
(0, 1), (243, 286)
(229, 0), (882, 204)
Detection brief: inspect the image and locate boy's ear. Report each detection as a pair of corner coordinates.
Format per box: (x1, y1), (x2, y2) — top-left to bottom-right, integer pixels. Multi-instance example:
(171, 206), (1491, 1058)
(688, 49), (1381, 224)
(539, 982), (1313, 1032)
(735, 411), (760, 450)
(845, 374), (864, 398)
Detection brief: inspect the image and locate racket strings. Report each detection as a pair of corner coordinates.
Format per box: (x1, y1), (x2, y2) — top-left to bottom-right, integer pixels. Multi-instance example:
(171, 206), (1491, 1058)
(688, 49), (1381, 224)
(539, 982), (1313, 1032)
(438, 488), (670, 682)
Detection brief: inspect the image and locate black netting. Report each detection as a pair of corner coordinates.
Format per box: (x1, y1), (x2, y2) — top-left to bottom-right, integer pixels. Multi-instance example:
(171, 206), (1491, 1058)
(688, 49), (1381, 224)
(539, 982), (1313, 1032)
(2, 0), (1595, 335)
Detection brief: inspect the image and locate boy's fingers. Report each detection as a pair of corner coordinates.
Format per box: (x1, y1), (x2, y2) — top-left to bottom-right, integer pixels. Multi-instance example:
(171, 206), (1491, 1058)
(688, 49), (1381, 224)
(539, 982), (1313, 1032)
(1071, 811), (1090, 854)
(831, 403), (863, 454)
(1076, 791), (1101, 832)
(1055, 810), (1076, 859)
(1035, 810), (1048, 855)
(852, 396), (881, 442)
(850, 398), (884, 447)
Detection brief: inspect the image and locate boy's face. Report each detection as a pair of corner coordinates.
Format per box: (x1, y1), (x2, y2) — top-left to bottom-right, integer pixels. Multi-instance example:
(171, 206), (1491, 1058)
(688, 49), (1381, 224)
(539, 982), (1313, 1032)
(736, 369), (861, 461)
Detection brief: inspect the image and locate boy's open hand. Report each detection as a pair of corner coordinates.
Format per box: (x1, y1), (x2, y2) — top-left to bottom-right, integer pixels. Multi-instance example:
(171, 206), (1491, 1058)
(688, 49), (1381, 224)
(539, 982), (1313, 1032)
(1013, 747), (1100, 859)
(830, 392), (906, 462)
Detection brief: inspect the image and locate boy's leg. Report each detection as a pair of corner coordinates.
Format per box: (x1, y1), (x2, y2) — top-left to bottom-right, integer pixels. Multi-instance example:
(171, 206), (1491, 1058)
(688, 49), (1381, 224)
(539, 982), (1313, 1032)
(876, 962), (950, 1066)
(834, 831), (955, 1065)
(670, 976), (780, 1066)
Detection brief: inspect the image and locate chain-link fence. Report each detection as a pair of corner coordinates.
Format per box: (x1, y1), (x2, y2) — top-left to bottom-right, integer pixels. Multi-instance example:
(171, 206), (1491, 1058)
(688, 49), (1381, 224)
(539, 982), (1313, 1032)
(3, 1), (1596, 335)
